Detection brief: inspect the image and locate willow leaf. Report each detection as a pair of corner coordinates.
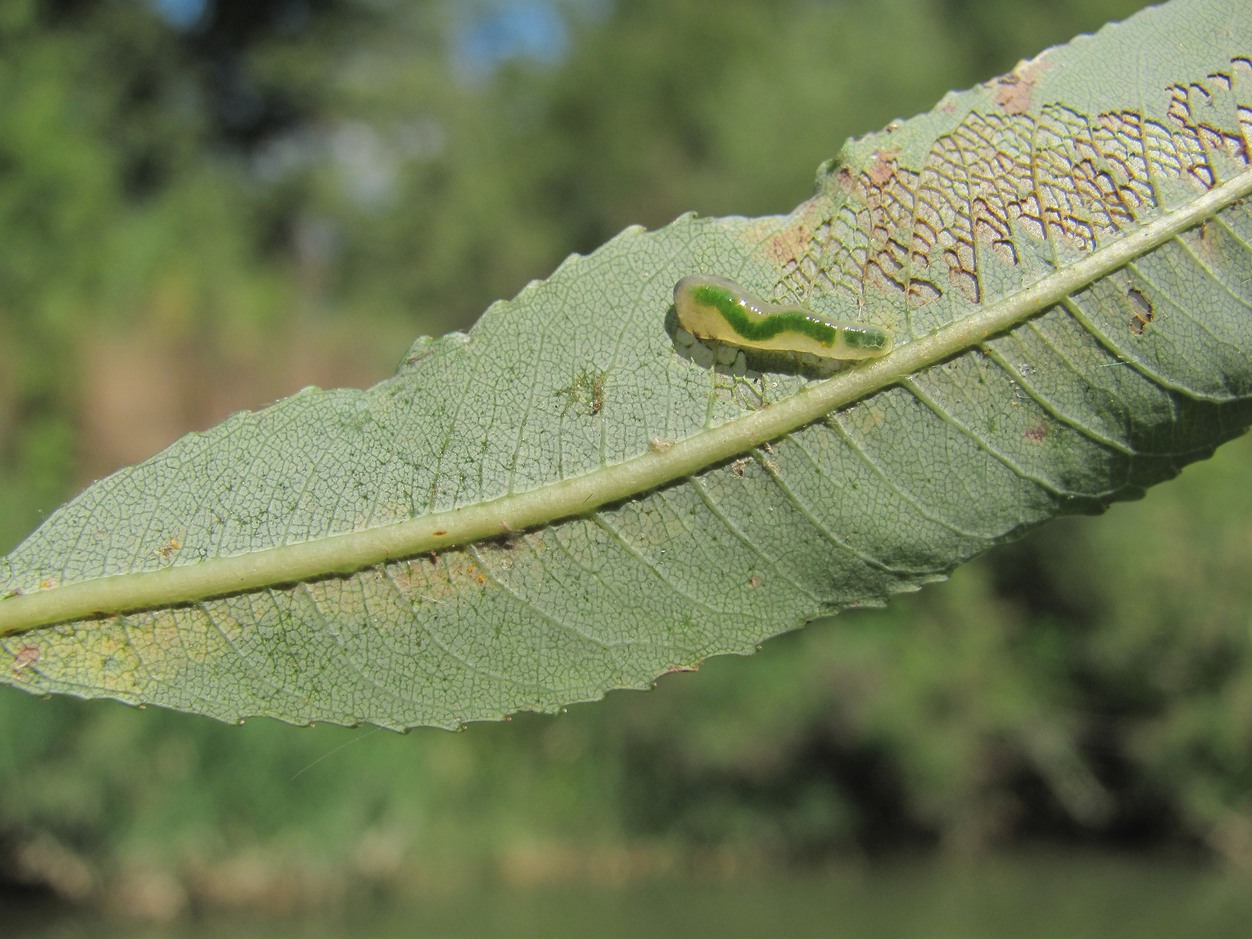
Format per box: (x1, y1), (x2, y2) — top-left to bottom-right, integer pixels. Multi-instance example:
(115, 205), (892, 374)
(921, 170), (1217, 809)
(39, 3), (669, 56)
(3, 0), (1251, 728)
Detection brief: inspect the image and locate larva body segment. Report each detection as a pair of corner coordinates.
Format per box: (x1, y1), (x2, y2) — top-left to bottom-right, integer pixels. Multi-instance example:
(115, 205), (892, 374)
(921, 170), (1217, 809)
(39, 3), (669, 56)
(673, 274), (891, 360)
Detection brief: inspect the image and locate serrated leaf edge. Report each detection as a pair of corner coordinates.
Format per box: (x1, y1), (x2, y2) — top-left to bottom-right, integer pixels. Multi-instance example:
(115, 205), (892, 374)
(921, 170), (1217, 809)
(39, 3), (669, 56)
(2, 167), (1249, 638)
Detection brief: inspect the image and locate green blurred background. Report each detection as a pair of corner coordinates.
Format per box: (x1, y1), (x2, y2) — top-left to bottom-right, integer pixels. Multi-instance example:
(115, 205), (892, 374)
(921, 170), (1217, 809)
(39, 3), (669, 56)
(3, 0), (1252, 932)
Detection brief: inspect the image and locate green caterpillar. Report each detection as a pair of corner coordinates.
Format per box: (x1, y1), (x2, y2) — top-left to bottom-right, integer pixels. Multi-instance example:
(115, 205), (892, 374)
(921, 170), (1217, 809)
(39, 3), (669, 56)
(673, 275), (892, 360)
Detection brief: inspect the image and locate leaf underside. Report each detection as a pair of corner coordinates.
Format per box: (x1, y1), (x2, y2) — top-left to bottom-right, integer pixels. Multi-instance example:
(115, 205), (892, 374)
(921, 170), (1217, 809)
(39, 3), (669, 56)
(2, 0), (1251, 729)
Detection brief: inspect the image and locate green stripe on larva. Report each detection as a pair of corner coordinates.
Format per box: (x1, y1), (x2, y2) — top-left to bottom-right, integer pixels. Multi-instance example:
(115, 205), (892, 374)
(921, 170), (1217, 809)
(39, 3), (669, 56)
(673, 275), (892, 361)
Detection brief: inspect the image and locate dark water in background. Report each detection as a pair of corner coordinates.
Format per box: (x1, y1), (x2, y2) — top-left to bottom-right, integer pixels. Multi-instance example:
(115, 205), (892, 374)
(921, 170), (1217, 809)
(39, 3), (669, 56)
(9, 852), (1252, 939)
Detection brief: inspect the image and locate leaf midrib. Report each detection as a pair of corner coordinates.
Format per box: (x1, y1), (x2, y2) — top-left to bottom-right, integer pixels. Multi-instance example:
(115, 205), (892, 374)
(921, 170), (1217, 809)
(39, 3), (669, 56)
(3, 169), (1250, 637)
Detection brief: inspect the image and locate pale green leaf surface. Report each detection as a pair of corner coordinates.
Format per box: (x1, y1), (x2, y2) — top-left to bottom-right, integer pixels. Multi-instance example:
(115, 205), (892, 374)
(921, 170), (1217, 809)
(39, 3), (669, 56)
(3, 0), (1252, 728)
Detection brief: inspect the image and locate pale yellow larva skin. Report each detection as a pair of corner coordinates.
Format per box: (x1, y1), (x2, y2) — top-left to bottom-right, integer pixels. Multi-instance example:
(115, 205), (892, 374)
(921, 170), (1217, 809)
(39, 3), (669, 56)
(673, 274), (892, 360)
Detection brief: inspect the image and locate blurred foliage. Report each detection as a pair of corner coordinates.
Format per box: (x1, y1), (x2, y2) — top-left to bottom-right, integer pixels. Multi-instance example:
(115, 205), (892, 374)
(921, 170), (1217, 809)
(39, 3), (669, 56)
(2, 0), (1246, 916)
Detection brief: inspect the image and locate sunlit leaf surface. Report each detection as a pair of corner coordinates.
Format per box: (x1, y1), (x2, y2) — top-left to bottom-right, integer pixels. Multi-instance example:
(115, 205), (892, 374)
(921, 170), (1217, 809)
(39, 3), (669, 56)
(2, 0), (1251, 728)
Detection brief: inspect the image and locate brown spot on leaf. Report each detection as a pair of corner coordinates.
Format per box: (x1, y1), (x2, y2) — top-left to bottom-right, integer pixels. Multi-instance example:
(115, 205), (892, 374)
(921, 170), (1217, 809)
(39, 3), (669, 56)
(1192, 220), (1222, 266)
(12, 643), (40, 674)
(1025, 424), (1048, 444)
(664, 662), (700, 674)
(761, 204), (823, 266)
(867, 149), (900, 186)
(993, 74), (1035, 115)
(1128, 287), (1154, 335)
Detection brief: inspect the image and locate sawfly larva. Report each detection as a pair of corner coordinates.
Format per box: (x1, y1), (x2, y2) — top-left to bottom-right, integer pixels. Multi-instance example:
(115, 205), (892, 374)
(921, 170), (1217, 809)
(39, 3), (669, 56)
(674, 275), (891, 360)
